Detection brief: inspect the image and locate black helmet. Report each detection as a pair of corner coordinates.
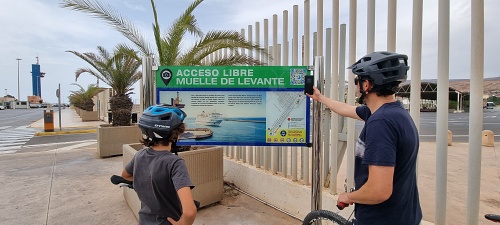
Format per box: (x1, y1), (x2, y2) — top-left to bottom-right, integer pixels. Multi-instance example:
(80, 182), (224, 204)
(349, 51), (409, 87)
(138, 105), (187, 140)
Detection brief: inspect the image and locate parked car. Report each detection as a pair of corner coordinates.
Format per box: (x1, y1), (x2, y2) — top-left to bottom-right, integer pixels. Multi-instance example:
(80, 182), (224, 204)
(0, 105), (5, 110)
(485, 102), (495, 109)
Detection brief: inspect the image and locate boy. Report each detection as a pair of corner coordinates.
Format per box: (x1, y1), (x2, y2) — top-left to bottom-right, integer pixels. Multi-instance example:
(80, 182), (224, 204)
(121, 105), (197, 225)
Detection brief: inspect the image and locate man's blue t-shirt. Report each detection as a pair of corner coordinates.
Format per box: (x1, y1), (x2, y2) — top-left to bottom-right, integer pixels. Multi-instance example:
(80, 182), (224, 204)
(354, 101), (422, 225)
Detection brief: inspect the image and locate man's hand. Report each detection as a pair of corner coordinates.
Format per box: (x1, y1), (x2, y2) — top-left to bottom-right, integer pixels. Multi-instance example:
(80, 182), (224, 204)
(306, 86), (322, 101)
(337, 192), (355, 207)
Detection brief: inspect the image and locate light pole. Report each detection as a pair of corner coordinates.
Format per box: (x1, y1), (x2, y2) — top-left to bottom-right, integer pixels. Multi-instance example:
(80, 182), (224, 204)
(16, 58), (22, 104)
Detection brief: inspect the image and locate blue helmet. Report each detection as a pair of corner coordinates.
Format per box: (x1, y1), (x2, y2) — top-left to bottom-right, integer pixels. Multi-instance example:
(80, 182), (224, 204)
(138, 105), (187, 140)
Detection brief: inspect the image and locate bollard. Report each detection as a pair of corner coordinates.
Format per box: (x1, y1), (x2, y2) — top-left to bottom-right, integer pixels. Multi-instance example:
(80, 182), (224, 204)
(448, 130), (452, 146)
(482, 130), (495, 147)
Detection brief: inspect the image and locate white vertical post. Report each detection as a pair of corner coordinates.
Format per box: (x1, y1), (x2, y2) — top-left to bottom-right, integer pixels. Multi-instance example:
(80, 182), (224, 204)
(303, 0), (311, 186)
(317, 0), (323, 57)
(293, 5), (299, 66)
(467, 0), (484, 224)
(312, 56), (324, 211)
(316, 0), (327, 187)
(410, 0), (423, 132)
(346, 0), (357, 192)
(283, 10), (289, 66)
(142, 56), (155, 110)
(248, 24), (253, 63)
(241, 28), (246, 57)
(264, 19), (271, 171)
(248, 24), (254, 165)
(255, 22), (261, 63)
(367, 0), (376, 53)
(264, 19), (269, 65)
(304, 0), (310, 65)
(256, 22), (261, 168)
(436, 0), (450, 224)
(323, 28), (332, 187)
(282, 10), (289, 178)
(273, 14), (279, 66)
(271, 14), (279, 175)
(329, 0), (340, 195)
(410, 0), (423, 190)
(387, 0), (397, 52)
(291, 5), (299, 181)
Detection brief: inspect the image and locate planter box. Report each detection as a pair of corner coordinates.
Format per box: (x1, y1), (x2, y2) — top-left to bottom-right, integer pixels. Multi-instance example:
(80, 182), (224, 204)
(122, 144), (223, 219)
(97, 124), (142, 158)
(80, 110), (99, 121)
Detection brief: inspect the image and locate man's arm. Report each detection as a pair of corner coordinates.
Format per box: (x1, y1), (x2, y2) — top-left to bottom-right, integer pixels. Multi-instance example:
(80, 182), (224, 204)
(337, 165), (394, 205)
(168, 187), (197, 225)
(307, 87), (361, 120)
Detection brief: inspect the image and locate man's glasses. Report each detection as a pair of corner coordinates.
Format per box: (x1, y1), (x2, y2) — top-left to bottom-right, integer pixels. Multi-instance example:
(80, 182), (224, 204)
(354, 77), (361, 85)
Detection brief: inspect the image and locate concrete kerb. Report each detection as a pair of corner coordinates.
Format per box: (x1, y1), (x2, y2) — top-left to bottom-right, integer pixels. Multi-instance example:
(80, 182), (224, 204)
(34, 128), (97, 136)
(29, 108), (106, 136)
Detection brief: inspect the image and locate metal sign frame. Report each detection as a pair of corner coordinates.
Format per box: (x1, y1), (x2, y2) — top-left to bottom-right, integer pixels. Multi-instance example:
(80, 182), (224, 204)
(155, 65), (311, 147)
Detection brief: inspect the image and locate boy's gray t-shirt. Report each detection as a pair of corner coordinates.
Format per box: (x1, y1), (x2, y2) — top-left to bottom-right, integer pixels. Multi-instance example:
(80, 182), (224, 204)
(125, 148), (194, 225)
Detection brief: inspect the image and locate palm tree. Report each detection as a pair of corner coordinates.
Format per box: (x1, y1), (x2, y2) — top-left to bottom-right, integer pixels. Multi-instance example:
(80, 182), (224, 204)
(68, 83), (103, 111)
(67, 45), (142, 126)
(60, 0), (268, 66)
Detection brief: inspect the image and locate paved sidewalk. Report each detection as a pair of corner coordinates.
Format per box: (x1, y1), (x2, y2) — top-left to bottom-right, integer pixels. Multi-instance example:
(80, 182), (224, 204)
(4, 108), (301, 225)
(30, 108), (106, 136)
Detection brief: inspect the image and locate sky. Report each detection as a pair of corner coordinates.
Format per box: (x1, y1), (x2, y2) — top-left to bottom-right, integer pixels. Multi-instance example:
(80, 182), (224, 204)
(1, 0), (499, 104)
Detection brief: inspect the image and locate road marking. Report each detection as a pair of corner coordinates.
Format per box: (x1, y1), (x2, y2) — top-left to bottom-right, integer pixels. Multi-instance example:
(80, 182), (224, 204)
(22, 140), (96, 148)
(0, 141), (97, 155)
(0, 150), (18, 155)
(46, 142), (96, 153)
(0, 126), (38, 152)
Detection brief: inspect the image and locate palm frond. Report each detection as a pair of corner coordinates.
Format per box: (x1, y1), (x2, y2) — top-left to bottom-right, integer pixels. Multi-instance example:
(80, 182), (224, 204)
(60, 0), (153, 57)
(179, 30), (269, 65)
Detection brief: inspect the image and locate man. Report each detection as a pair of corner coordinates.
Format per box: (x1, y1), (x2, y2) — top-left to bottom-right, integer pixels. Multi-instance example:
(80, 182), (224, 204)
(307, 51), (422, 225)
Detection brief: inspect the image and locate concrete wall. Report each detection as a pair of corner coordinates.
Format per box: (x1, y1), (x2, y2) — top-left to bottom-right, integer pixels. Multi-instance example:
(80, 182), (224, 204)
(223, 158), (352, 220)
(95, 89), (141, 123)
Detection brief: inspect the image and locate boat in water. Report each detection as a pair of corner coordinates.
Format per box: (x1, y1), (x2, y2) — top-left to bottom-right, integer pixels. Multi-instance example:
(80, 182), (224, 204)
(195, 111), (223, 126)
(180, 128), (213, 140)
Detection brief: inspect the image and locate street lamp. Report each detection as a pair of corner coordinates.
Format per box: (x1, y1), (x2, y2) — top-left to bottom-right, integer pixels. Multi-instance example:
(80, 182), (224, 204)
(16, 58), (22, 104)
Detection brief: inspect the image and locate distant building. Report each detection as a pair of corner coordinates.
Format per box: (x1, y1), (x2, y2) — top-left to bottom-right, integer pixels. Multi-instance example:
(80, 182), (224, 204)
(0, 96), (16, 109)
(27, 95), (42, 104)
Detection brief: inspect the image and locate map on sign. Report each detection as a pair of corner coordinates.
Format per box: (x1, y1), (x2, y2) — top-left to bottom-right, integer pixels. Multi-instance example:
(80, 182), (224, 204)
(155, 65), (311, 146)
(266, 92), (307, 144)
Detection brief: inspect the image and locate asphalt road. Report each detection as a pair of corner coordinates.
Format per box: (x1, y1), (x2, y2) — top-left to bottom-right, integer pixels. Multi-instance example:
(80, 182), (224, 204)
(0, 108), (46, 127)
(355, 107), (500, 142)
(0, 108), (97, 153)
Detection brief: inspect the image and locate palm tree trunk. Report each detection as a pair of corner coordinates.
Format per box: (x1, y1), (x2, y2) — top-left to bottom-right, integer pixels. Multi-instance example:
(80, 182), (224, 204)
(110, 94), (133, 126)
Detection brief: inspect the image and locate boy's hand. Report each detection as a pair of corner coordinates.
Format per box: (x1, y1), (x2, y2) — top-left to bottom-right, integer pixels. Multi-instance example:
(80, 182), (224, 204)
(167, 217), (182, 225)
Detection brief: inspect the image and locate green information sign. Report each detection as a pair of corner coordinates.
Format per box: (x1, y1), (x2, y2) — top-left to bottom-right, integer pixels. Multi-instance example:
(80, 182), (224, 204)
(155, 66), (311, 147)
(156, 66), (308, 89)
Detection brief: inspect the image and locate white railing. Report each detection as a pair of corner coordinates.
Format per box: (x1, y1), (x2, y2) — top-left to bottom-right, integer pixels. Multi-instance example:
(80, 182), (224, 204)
(213, 1), (486, 225)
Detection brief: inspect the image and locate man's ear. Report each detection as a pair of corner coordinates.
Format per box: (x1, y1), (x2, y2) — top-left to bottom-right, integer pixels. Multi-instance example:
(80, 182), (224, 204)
(363, 81), (371, 94)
